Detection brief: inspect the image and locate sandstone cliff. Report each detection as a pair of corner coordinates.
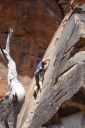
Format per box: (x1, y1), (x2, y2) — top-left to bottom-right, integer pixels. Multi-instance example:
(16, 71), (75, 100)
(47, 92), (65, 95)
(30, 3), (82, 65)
(0, 0), (71, 127)
(0, 0), (64, 98)
(0, 0), (85, 128)
(17, 3), (85, 128)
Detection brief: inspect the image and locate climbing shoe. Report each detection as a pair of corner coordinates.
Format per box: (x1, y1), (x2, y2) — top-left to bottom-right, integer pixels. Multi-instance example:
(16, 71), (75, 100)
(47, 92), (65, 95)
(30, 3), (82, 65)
(33, 91), (37, 99)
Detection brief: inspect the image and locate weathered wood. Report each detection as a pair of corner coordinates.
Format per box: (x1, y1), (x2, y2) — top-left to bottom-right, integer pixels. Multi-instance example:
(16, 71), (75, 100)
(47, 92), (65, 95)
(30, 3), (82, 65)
(0, 29), (25, 128)
(0, 44), (8, 63)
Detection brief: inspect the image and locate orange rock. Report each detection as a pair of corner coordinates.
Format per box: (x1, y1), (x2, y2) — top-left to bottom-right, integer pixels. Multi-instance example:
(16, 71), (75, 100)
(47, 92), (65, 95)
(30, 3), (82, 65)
(0, 77), (9, 99)
(0, 0), (62, 90)
(74, 0), (85, 3)
(0, 0), (73, 99)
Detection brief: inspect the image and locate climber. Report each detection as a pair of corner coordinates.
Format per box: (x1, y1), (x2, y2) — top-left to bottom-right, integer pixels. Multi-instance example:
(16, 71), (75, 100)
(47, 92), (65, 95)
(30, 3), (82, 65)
(0, 28), (25, 103)
(33, 58), (50, 99)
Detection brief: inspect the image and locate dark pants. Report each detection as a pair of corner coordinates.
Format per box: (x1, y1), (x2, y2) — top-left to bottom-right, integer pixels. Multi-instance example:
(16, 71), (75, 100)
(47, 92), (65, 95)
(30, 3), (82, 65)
(35, 70), (45, 90)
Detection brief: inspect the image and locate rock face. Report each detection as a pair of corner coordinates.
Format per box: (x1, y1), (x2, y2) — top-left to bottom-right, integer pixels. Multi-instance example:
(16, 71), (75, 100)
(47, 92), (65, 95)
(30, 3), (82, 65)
(0, 0), (72, 127)
(0, 0), (63, 95)
(1, 0), (85, 128)
(0, 0), (72, 98)
(0, 0), (74, 98)
(0, 77), (9, 99)
(17, 3), (85, 128)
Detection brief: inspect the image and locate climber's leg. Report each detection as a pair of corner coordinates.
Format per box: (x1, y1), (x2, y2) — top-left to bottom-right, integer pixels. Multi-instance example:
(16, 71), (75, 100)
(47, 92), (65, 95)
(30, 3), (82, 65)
(39, 71), (44, 92)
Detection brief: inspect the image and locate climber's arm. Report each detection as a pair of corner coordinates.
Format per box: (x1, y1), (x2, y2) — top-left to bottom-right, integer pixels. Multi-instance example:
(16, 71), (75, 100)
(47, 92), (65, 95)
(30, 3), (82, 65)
(43, 58), (50, 70)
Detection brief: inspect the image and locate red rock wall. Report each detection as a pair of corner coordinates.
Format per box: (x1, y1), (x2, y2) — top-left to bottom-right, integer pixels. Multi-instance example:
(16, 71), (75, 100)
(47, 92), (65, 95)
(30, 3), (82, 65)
(0, 0), (63, 96)
(0, 0), (77, 98)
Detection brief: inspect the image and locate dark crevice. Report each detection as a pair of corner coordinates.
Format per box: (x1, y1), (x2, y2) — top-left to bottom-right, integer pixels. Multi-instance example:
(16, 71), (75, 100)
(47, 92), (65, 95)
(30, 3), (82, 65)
(55, 0), (69, 18)
(53, 89), (62, 100)
(4, 119), (9, 128)
(42, 121), (63, 128)
(74, 38), (85, 48)
(58, 106), (81, 118)
(55, 0), (64, 18)
(53, 64), (76, 85)
(67, 38), (85, 59)
(67, 47), (79, 60)
(42, 112), (59, 127)
(72, 87), (85, 104)
(54, 92), (67, 104)
(69, 6), (83, 20)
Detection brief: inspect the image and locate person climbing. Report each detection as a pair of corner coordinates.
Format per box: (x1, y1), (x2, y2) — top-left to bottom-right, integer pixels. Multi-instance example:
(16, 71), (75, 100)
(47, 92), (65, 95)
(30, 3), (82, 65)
(33, 58), (50, 99)
(0, 28), (25, 103)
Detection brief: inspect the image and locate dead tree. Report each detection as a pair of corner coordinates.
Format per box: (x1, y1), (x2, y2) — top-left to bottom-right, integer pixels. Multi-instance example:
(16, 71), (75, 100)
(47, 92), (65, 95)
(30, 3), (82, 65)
(0, 28), (25, 103)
